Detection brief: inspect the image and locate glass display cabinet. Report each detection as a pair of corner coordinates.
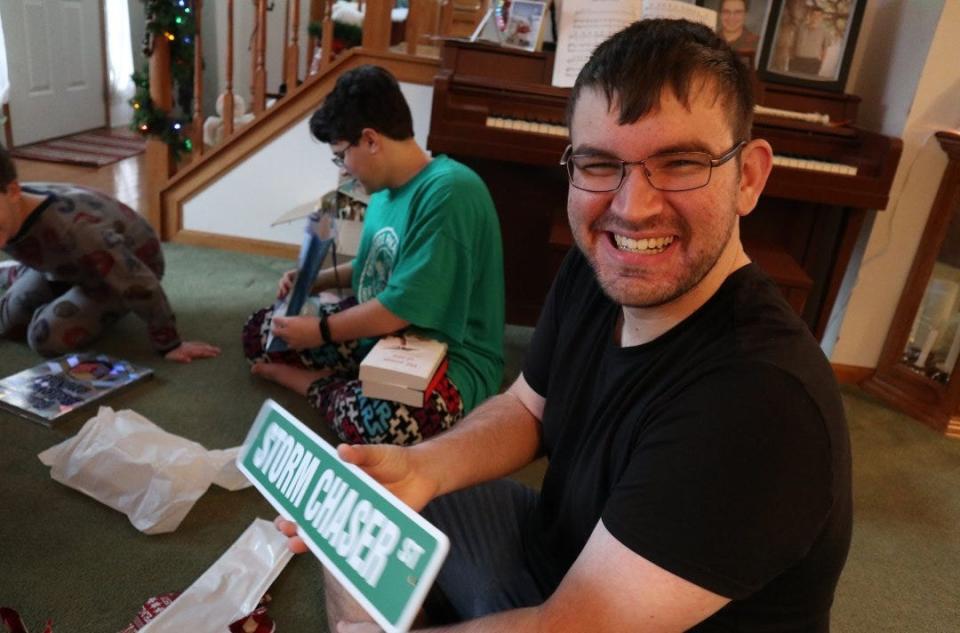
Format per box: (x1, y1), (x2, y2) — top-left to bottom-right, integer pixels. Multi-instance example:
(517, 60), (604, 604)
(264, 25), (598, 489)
(863, 131), (960, 437)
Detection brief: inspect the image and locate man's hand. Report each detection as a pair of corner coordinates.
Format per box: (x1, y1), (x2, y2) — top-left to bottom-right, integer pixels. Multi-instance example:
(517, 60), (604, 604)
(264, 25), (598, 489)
(274, 515), (310, 554)
(164, 340), (221, 363)
(271, 315), (322, 350)
(273, 443), (439, 555)
(337, 443), (438, 512)
(277, 269), (297, 299)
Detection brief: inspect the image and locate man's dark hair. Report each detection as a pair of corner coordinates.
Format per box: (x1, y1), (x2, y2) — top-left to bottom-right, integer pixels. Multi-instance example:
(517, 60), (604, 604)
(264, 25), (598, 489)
(0, 144), (18, 192)
(569, 19), (755, 144)
(309, 65), (414, 145)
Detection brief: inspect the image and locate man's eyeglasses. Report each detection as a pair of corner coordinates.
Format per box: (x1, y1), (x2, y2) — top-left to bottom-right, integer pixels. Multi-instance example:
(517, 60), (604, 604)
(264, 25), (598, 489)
(331, 144), (355, 169)
(560, 141), (746, 193)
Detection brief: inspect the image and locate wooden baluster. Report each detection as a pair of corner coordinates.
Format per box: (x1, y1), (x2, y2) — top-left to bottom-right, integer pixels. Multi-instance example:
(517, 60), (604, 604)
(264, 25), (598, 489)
(223, 0), (236, 137)
(439, 0), (454, 37)
(3, 104), (13, 149)
(361, 0), (392, 51)
(145, 35), (174, 235)
(282, 0), (290, 89)
(404, 0), (419, 55)
(252, 0), (268, 115)
(285, 0), (301, 91)
(192, 0), (204, 156)
(307, 0), (323, 57)
(319, 0), (333, 73)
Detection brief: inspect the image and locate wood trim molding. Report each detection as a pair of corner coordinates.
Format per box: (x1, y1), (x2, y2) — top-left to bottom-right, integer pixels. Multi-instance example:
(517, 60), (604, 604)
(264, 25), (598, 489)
(832, 363), (874, 385)
(173, 229), (300, 259)
(159, 48), (440, 240)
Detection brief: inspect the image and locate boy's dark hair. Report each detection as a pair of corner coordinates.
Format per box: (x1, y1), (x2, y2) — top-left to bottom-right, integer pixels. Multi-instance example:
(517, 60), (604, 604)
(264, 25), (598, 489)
(309, 65), (415, 145)
(569, 19), (754, 144)
(0, 144), (18, 192)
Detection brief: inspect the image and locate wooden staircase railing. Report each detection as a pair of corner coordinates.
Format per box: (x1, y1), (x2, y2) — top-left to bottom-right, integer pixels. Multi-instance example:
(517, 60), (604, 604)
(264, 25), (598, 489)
(143, 0), (476, 239)
(145, 0), (473, 235)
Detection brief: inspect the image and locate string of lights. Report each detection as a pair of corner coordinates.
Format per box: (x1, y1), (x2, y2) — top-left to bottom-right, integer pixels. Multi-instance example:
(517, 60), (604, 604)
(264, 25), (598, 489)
(129, 0), (197, 160)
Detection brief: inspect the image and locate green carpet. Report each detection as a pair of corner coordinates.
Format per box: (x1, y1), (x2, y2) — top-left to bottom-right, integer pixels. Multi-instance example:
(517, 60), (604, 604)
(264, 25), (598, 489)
(1, 243), (959, 632)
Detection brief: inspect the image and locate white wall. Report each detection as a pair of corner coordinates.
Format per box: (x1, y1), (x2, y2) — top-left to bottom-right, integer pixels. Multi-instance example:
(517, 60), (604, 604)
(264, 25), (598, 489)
(828, 0), (960, 366)
(182, 82), (434, 246)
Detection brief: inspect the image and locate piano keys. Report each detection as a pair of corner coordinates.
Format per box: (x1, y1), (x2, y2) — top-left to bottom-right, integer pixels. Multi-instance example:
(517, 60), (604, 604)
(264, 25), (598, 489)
(427, 39), (902, 337)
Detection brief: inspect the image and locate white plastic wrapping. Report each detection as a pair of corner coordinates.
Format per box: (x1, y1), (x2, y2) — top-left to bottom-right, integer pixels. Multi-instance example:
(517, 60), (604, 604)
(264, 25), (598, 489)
(37, 407), (251, 534)
(138, 518), (293, 633)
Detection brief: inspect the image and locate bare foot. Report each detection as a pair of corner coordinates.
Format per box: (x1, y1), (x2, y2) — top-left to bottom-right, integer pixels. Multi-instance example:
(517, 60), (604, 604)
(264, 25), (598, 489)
(251, 361), (332, 396)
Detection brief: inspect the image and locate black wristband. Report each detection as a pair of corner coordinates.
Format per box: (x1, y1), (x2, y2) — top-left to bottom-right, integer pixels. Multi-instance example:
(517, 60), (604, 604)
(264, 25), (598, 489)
(319, 313), (332, 345)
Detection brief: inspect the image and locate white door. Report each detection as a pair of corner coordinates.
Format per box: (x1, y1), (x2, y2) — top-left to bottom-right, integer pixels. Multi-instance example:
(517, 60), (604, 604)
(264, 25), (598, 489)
(1, 0), (106, 146)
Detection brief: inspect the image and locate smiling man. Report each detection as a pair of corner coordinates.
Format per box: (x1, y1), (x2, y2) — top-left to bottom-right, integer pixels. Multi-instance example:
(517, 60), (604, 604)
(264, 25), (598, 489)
(279, 20), (852, 633)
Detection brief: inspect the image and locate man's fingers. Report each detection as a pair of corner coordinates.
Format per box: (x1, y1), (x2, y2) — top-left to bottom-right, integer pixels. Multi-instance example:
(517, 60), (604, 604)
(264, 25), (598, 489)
(337, 443), (380, 468)
(274, 516), (298, 536)
(274, 517), (310, 554)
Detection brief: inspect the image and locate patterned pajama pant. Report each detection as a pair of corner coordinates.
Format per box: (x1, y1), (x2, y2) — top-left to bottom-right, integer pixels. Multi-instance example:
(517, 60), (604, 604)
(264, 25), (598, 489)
(0, 263), (125, 356)
(242, 297), (463, 446)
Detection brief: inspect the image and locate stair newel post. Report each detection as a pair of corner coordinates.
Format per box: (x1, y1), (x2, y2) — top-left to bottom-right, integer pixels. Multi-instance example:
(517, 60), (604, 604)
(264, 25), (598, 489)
(192, 0), (204, 156)
(361, 0), (393, 52)
(285, 0), (301, 91)
(146, 34), (174, 236)
(223, 0), (236, 138)
(252, 0), (268, 115)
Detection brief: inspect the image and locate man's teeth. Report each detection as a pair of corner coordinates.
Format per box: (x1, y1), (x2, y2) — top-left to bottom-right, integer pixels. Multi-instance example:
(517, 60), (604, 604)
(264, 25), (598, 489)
(613, 234), (675, 253)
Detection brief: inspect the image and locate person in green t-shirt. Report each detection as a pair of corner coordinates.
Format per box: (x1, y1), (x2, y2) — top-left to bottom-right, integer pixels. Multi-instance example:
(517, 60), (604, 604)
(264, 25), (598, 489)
(243, 65), (505, 446)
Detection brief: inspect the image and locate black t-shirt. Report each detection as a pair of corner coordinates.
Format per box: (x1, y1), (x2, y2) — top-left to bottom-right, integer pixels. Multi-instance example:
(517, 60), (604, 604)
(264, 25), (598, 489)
(522, 249), (852, 632)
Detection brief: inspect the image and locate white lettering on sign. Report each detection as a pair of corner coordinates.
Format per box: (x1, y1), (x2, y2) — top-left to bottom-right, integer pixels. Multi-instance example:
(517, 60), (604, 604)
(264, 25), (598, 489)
(397, 537), (426, 569)
(251, 423), (322, 507)
(303, 467), (405, 587)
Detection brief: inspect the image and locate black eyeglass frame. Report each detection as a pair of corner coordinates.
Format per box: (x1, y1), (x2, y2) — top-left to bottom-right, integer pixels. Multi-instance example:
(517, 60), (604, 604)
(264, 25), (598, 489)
(331, 143), (357, 169)
(559, 140), (747, 193)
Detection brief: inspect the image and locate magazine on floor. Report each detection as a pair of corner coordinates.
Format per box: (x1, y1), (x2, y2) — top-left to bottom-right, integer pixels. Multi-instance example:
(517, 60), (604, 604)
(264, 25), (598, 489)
(0, 353), (154, 426)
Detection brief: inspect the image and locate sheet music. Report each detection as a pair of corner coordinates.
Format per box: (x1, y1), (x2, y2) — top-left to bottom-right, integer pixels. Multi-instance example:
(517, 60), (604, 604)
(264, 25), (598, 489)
(551, 0), (717, 88)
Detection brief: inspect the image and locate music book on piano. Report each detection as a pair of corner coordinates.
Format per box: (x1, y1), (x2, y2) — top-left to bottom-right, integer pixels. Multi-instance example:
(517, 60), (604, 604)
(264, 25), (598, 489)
(552, 0), (716, 87)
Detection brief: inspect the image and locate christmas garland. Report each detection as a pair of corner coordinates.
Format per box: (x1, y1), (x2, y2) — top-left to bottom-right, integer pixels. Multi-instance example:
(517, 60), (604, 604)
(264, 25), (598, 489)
(130, 0), (197, 160)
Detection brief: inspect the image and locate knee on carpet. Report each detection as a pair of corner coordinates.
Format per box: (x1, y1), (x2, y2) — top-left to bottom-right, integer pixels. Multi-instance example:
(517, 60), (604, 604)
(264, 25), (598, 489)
(27, 317), (92, 356)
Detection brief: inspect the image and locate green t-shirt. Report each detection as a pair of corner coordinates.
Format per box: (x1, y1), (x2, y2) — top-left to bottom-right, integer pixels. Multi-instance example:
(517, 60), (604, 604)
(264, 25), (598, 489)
(352, 155), (505, 412)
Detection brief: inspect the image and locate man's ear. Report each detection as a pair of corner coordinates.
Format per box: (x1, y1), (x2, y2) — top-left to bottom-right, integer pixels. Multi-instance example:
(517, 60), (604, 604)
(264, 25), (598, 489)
(360, 128), (381, 153)
(736, 139), (773, 218)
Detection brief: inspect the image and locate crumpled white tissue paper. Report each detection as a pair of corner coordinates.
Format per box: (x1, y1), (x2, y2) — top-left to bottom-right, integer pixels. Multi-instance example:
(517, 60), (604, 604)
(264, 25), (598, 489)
(138, 518), (293, 633)
(38, 406), (252, 534)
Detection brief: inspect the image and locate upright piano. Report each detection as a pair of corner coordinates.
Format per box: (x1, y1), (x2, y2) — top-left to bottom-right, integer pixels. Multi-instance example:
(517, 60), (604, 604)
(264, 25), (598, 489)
(427, 40), (903, 339)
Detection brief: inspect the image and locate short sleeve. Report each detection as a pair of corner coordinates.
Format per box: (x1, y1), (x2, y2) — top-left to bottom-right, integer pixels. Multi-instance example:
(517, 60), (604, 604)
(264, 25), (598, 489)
(522, 249), (583, 398)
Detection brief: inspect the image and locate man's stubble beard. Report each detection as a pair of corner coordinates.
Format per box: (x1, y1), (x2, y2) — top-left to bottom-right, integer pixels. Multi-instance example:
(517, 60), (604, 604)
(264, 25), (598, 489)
(577, 201), (739, 309)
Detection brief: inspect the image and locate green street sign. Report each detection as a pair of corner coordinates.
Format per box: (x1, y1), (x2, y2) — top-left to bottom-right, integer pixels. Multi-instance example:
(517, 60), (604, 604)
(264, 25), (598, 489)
(237, 399), (449, 633)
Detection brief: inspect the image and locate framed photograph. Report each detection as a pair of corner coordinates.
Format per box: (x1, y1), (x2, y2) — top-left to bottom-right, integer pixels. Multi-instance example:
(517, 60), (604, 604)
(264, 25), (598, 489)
(756, 0), (866, 92)
(701, 0), (773, 61)
(502, 0), (549, 52)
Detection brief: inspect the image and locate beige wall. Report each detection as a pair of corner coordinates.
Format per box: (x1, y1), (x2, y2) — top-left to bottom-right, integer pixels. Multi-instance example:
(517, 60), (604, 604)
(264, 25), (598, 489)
(828, 0), (960, 367)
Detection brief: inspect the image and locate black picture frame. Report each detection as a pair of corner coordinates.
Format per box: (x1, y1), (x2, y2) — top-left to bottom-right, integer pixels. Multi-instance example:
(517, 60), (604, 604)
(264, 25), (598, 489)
(756, 0), (865, 93)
